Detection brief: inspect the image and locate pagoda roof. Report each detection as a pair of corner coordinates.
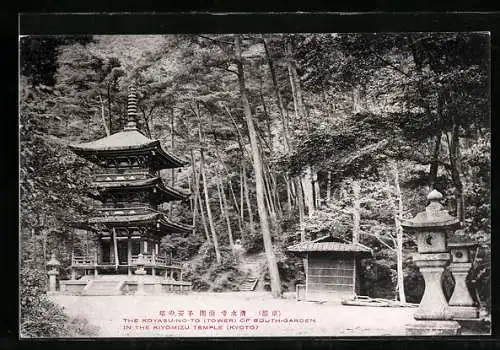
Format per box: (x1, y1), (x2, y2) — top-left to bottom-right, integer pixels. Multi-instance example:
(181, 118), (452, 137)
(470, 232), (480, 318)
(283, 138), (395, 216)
(87, 212), (193, 234)
(69, 129), (188, 169)
(92, 176), (190, 201)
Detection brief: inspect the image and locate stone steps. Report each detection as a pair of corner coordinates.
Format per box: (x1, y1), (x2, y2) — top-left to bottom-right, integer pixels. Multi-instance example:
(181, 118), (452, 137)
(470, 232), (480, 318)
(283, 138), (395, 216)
(239, 277), (258, 291)
(82, 280), (125, 296)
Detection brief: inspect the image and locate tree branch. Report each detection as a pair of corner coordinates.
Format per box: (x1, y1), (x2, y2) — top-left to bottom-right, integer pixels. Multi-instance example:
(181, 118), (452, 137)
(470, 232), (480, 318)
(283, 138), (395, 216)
(360, 231), (396, 251)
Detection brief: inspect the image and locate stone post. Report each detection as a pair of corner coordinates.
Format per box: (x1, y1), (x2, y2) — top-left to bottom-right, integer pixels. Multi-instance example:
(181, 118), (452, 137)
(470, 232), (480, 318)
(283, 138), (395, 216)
(47, 253), (61, 294)
(448, 239), (479, 319)
(134, 253), (147, 295)
(401, 190), (461, 335)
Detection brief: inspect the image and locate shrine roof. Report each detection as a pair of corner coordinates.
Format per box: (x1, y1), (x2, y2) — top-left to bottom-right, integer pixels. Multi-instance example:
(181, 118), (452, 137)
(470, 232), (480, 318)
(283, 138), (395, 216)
(287, 241), (372, 255)
(92, 177), (190, 201)
(87, 212), (192, 234)
(69, 129), (188, 169)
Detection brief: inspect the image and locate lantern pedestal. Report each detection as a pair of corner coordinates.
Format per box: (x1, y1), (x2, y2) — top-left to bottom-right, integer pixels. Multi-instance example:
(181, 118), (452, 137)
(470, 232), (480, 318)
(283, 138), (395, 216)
(134, 274), (148, 296)
(134, 254), (148, 295)
(413, 253), (453, 320)
(405, 320), (461, 336)
(47, 270), (59, 294)
(449, 262), (479, 319)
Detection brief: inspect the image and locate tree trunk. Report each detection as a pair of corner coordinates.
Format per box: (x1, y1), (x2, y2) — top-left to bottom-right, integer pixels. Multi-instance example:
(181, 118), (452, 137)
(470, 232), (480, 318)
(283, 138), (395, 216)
(198, 187), (211, 243)
(235, 35), (281, 297)
(428, 132), (442, 190)
(286, 38), (314, 218)
(139, 107), (152, 138)
(326, 171), (332, 203)
(261, 150), (277, 224)
(242, 161), (255, 235)
(260, 87), (272, 146)
(285, 174), (293, 212)
(42, 229), (47, 273)
(393, 163), (407, 304)
(215, 150), (244, 239)
(301, 166), (315, 218)
(98, 94), (110, 136)
(449, 126), (465, 226)
(352, 180), (360, 244)
(262, 36), (291, 152)
(107, 83), (112, 133)
(270, 171), (283, 218)
(200, 149), (221, 263)
(313, 166), (320, 208)
(215, 149), (242, 217)
(295, 177), (306, 242)
(171, 107), (176, 187)
(190, 150), (200, 229)
(286, 37), (307, 128)
(240, 167), (245, 221)
(385, 163), (407, 304)
(217, 177), (234, 250)
(169, 107), (176, 215)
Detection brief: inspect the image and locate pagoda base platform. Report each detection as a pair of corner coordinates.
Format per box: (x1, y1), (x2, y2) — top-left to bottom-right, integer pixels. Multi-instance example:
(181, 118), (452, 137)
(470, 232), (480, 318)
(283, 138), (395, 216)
(59, 274), (191, 296)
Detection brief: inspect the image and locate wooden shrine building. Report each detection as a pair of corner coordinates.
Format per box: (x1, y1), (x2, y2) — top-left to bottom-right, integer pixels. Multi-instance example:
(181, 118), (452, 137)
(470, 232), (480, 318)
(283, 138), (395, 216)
(61, 86), (192, 295)
(288, 235), (372, 301)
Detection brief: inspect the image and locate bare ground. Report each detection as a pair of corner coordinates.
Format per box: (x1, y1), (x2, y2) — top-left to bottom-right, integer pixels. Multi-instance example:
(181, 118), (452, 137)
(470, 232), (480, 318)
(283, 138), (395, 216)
(50, 292), (417, 337)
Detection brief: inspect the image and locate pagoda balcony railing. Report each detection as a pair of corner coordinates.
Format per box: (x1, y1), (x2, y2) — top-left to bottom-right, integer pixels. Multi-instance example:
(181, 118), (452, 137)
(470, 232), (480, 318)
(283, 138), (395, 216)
(93, 170), (156, 182)
(72, 255), (97, 266)
(131, 254), (182, 269)
(71, 254), (181, 269)
(96, 206), (155, 216)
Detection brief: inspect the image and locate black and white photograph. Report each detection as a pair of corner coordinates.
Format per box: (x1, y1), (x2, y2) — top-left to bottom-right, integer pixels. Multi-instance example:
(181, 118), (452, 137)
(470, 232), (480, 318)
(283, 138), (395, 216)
(19, 31), (491, 338)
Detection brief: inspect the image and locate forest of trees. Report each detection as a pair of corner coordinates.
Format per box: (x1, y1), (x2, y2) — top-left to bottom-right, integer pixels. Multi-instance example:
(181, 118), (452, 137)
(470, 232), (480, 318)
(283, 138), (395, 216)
(19, 33), (490, 335)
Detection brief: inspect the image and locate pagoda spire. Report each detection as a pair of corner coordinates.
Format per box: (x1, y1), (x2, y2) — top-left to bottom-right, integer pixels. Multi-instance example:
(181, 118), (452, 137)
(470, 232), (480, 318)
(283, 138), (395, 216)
(124, 85), (138, 131)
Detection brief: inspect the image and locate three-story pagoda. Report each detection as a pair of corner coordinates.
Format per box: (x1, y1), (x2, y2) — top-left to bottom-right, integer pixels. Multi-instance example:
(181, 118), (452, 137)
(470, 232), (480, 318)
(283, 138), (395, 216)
(63, 87), (192, 295)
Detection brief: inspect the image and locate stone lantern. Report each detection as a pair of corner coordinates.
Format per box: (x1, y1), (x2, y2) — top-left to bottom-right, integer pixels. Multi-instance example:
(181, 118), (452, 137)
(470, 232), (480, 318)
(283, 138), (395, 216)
(134, 253), (146, 275)
(134, 253), (147, 295)
(448, 236), (479, 319)
(46, 253), (61, 293)
(401, 190), (461, 335)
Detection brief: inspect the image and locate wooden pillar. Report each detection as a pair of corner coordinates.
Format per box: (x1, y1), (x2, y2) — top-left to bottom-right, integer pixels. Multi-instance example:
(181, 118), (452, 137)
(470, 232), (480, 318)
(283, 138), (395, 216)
(109, 240), (114, 263)
(305, 252), (309, 301)
(152, 246), (156, 276)
(127, 236), (132, 276)
(71, 268), (76, 280)
(352, 255), (356, 297)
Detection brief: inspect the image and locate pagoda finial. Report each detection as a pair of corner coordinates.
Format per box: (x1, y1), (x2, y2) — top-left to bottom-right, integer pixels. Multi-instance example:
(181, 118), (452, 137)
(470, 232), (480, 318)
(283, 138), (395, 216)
(124, 85), (138, 131)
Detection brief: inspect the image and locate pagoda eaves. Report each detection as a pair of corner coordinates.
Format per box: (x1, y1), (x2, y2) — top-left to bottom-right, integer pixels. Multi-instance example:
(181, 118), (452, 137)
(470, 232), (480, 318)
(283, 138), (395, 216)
(92, 176), (190, 202)
(69, 129), (188, 169)
(88, 212), (193, 235)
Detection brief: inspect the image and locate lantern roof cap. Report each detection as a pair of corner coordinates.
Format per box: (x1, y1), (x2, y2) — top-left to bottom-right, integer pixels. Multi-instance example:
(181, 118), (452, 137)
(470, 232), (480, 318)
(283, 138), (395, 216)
(427, 189), (443, 201)
(401, 190), (460, 230)
(47, 253), (61, 267)
(448, 234), (478, 248)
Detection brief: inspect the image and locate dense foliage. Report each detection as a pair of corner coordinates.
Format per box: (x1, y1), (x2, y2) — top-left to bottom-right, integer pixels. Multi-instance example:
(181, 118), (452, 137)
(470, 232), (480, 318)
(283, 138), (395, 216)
(20, 32), (491, 327)
(20, 267), (98, 337)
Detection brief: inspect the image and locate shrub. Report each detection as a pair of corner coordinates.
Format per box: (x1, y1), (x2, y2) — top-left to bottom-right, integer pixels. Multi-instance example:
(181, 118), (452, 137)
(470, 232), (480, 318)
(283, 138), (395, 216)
(20, 267), (99, 338)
